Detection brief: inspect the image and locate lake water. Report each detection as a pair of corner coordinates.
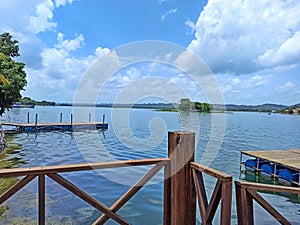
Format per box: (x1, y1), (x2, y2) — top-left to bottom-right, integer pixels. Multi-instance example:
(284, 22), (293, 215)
(0, 106), (300, 224)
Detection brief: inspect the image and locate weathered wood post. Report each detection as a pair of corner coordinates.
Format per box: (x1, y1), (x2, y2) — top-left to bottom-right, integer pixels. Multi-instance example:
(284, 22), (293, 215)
(60, 113), (63, 123)
(27, 112), (30, 123)
(70, 114), (73, 128)
(102, 114), (105, 124)
(35, 113), (38, 131)
(165, 131), (196, 225)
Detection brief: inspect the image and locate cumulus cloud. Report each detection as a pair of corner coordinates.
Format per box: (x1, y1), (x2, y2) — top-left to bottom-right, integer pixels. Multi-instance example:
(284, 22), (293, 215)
(55, 32), (84, 52)
(187, 0), (300, 74)
(28, 0), (56, 33)
(25, 33), (111, 102)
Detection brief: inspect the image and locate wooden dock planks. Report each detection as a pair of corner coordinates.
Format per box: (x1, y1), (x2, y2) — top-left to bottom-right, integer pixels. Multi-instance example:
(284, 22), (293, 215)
(242, 149), (300, 171)
(1, 121), (108, 132)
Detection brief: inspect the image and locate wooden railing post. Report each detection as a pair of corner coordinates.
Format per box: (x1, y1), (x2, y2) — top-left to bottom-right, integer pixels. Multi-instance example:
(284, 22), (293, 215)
(167, 131), (196, 225)
(235, 182), (254, 225)
(38, 174), (45, 225)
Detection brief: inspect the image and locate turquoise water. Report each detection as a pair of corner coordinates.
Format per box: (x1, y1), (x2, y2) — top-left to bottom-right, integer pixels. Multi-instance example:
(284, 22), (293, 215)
(0, 106), (300, 224)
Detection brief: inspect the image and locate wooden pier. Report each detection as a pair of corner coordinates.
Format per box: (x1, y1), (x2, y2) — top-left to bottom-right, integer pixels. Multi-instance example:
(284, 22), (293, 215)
(241, 149), (300, 186)
(1, 121), (108, 132)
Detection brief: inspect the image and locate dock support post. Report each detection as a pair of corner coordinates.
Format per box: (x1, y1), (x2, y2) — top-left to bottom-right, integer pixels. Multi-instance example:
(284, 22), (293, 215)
(102, 114), (105, 129)
(27, 112), (30, 123)
(70, 114), (73, 128)
(89, 113), (91, 122)
(60, 113), (63, 123)
(35, 114), (38, 131)
(165, 131), (196, 225)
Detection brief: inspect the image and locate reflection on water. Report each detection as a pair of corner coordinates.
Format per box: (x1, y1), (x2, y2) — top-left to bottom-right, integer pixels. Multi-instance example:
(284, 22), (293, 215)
(0, 107), (300, 224)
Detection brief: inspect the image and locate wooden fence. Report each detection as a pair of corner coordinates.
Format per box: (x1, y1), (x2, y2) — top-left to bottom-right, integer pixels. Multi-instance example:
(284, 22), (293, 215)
(235, 180), (300, 225)
(3, 131), (297, 224)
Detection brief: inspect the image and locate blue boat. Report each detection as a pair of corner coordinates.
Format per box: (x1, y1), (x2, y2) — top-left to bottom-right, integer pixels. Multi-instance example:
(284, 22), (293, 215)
(277, 169), (299, 186)
(260, 164), (274, 178)
(245, 159), (257, 171)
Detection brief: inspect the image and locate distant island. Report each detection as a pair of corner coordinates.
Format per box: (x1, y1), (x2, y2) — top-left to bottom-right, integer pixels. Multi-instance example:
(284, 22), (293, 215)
(19, 97), (300, 114)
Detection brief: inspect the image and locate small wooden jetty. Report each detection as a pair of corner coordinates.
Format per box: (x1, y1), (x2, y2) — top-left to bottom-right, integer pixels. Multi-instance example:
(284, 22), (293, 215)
(241, 149), (300, 186)
(1, 121), (108, 132)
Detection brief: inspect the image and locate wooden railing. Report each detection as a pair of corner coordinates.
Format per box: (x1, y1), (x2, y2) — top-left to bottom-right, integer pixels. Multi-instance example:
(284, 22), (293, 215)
(8, 131), (297, 225)
(191, 162), (232, 225)
(0, 158), (170, 225)
(235, 180), (300, 225)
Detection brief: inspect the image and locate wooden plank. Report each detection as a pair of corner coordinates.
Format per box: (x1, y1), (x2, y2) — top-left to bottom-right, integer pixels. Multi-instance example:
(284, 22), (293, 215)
(0, 158), (169, 178)
(38, 175), (45, 225)
(168, 131), (196, 225)
(190, 162), (232, 181)
(236, 180), (300, 195)
(0, 175), (36, 204)
(247, 189), (291, 225)
(93, 162), (165, 224)
(48, 173), (131, 225)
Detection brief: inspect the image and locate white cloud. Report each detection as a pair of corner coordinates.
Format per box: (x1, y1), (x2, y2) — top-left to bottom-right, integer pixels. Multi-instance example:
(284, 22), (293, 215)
(25, 33), (111, 102)
(276, 82), (295, 93)
(185, 19), (196, 35)
(28, 0), (57, 33)
(55, 0), (74, 7)
(187, 0), (300, 74)
(161, 8), (177, 21)
(259, 31), (300, 68)
(55, 32), (84, 52)
(247, 75), (274, 88)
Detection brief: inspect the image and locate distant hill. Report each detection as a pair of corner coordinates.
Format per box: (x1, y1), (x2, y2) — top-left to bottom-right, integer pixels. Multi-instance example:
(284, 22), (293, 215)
(212, 103), (292, 112)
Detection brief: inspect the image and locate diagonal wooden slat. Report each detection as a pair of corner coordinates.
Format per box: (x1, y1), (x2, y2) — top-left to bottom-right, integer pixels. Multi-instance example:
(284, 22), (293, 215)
(192, 168), (208, 223)
(47, 173), (131, 225)
(93, 161), (166, 225)
(0, 175), (36, 204)
(247, 189), (291, 225)
(205, 179), (222, 224)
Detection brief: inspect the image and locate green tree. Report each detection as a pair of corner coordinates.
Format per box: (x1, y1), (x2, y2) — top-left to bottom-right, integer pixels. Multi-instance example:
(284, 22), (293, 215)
(0, 33), (27, 116)
(201, 103), (212, 112)
(194, 102), (202, 111)
(0, 33), (20, 58)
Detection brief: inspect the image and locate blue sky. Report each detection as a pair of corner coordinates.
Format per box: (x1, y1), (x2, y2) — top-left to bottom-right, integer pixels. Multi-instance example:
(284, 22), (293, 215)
(0, 0), (299, 105)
